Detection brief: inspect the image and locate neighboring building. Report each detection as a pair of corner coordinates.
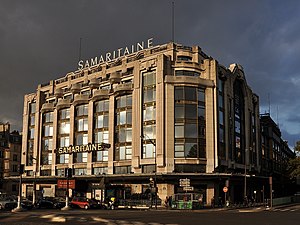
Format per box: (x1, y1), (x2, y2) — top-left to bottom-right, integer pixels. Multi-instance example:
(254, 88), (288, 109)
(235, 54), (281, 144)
(0, 122), (22, 195)
(260, 113), (296, 197)
(21, 40), (262, 205)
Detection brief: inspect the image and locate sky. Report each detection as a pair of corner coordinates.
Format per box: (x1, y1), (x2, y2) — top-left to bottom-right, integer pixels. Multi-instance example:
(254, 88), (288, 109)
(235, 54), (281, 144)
(0, 0), (299, 148)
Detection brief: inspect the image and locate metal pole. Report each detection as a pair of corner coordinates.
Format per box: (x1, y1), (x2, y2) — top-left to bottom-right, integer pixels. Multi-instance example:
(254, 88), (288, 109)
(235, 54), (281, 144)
(269, 176), (273, 209)
(141, 134), (157, 209)
(244, 163), (247, 198)
(17, 173), (22, 208)
(32, 171), (36, 206)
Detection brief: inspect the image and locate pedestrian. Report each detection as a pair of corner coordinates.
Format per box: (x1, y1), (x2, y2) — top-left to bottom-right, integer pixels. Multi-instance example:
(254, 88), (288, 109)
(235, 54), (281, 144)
(164, 196), (169, 208)
(211, 196), (215, 208)
(168, 196), (172, 208)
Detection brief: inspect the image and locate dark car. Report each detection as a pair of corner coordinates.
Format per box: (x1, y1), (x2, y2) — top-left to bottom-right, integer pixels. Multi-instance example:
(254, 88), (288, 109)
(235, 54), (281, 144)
(36, 197), (56, 209)
(21, 198), (34, 210)
(53, 197), (66, 209)
(70, 197), (98, 209)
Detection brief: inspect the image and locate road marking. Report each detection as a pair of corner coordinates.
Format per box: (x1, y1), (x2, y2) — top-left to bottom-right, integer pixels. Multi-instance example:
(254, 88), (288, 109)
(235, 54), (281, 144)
(281, 209), (289, 211)
(51, 216), (66, 222)
(92, 217), (110, 222)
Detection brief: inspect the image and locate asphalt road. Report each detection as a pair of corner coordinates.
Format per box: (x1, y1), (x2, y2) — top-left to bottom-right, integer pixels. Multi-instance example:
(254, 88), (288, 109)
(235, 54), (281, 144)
(0, 204), (299, 225)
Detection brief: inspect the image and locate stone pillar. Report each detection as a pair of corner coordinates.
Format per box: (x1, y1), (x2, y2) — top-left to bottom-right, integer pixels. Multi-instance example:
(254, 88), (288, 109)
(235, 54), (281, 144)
(207, 182), (215, 206)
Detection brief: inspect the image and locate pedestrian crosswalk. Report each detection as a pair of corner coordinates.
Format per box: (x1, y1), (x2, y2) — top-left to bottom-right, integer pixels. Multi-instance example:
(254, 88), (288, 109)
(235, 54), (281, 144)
(272, 208), (299, 212)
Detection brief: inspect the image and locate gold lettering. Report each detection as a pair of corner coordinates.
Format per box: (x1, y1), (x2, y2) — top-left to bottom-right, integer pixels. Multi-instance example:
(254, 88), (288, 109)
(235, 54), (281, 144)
(58, 148), (63, 154)
(86, 144), (91, 151)
(80, 145), (84, 152)
(75, 146), (80, 152)
(98, 143), (102, 151)
(92, 144), (97, 151)
(63, 147), (68, 154)
(124, 47), (130, 55)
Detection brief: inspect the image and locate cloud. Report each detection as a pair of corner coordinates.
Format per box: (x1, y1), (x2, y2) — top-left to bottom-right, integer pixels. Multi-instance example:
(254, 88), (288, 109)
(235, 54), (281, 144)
(0, 0), (300, 145)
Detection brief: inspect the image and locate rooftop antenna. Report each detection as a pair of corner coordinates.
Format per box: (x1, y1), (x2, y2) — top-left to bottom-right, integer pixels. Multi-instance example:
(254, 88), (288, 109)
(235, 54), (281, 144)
(277, 105), (279, 128)
(79, 37), (82, 62)
(268, 93), (271, 115)
(172, 1), (175, 43)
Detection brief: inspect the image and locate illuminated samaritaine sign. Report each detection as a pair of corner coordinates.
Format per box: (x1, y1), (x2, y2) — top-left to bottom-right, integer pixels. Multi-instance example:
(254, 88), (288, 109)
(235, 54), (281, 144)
(57, 143), (110, 154)
(77, 38), (154, 70)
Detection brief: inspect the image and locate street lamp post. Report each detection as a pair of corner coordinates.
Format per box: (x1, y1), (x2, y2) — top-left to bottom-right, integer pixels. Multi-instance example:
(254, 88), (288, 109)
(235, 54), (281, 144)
(244, 149), (247, 200)
(12, 164), (24, 212)
(141, 134), (157, 209)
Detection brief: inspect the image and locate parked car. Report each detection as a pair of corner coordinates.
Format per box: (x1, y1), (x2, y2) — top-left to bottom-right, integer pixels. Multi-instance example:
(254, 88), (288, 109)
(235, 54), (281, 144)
(0, 197), (17, 210)
(70, 197), (98, 209)
(35, 197), (54, 209)
(20, 198), (34, 210)
(53, 197), (66, 209)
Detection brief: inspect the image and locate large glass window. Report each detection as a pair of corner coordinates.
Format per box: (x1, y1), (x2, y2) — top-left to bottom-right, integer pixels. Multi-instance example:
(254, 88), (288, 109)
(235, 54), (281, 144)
(115, 95), (132, 161)
(234, 80), (245, 164)
(57, 108), (70, 164)
(41, 111), (54, 166)
(93, 99), (109, 162)
(174, 87), (206, 158)
(142, 71), (156, 159)
(74, 104), (89, 163)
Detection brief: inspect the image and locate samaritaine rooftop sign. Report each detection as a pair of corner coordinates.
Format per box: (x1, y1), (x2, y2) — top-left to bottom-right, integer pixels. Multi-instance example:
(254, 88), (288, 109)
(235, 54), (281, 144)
(77, 38), (154, 70)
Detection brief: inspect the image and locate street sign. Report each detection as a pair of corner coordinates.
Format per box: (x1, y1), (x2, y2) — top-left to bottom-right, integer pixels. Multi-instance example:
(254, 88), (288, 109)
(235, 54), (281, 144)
(183, 186), (194, 191)
(179, 178), (190, 187)
(223, 187), (228, 193)
(57, 179), (75, 189)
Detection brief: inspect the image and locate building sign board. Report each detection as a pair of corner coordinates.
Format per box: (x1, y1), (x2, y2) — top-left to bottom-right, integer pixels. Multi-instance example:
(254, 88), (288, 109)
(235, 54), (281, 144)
(179, 178), (190, 187)
(57, 179), (75, 189)
(183, 186), (194, 191)
(77, 38), (154, 70)
(56, 143), (110, 154)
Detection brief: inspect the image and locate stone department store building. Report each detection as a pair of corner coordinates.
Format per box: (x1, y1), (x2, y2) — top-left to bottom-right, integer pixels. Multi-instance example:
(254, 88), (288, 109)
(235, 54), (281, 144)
(21, 40), (262, 204)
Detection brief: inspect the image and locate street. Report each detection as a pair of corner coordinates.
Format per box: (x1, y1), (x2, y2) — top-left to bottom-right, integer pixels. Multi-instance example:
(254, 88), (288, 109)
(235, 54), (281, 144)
(0, 204), (299, 225)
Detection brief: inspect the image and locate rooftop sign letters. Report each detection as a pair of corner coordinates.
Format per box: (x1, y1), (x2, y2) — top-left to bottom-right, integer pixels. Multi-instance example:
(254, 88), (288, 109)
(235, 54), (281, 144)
(57, 143), (110, 154)
(78, 38), (154, 70)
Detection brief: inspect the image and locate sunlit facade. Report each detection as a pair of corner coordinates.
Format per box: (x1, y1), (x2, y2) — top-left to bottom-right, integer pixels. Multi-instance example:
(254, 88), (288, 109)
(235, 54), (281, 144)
(21, 42), (261, 204)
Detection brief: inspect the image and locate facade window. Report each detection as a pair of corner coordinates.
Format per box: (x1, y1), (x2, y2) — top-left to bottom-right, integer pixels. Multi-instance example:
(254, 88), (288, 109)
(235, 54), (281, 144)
(74, 168), (87, 175)
(233, 80), (245, 164)
(57, 108), (70, 164)
(93, 167), (108, 175)
(74, 104), (88, 163)
(93, 99), (110, 162)
(30, 115), (35, 126)
(29, 128), (35, 139)
(76, 104), (88, 116)
(60, 108), (70, 119)
(59, 121), (70, 134)
(142, 70), (156, 159)
(77, 118), (88, 131)
(114, 166), (131, 174)
(42, 111), (53, 165)
(29, 102), (36, 114)
(174, 86), (206, 158)
(44, 112), (53, 123)
(13, 164), (18, 172)
(218, 77), (226, 159)
(44, 125), (53, 137)
(115, 95), (132, 161)
(177, 56), (192, 61)
(27, 103), (35, 165)
(13, 154), (18, 161)
(175, 70), (200, 77)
